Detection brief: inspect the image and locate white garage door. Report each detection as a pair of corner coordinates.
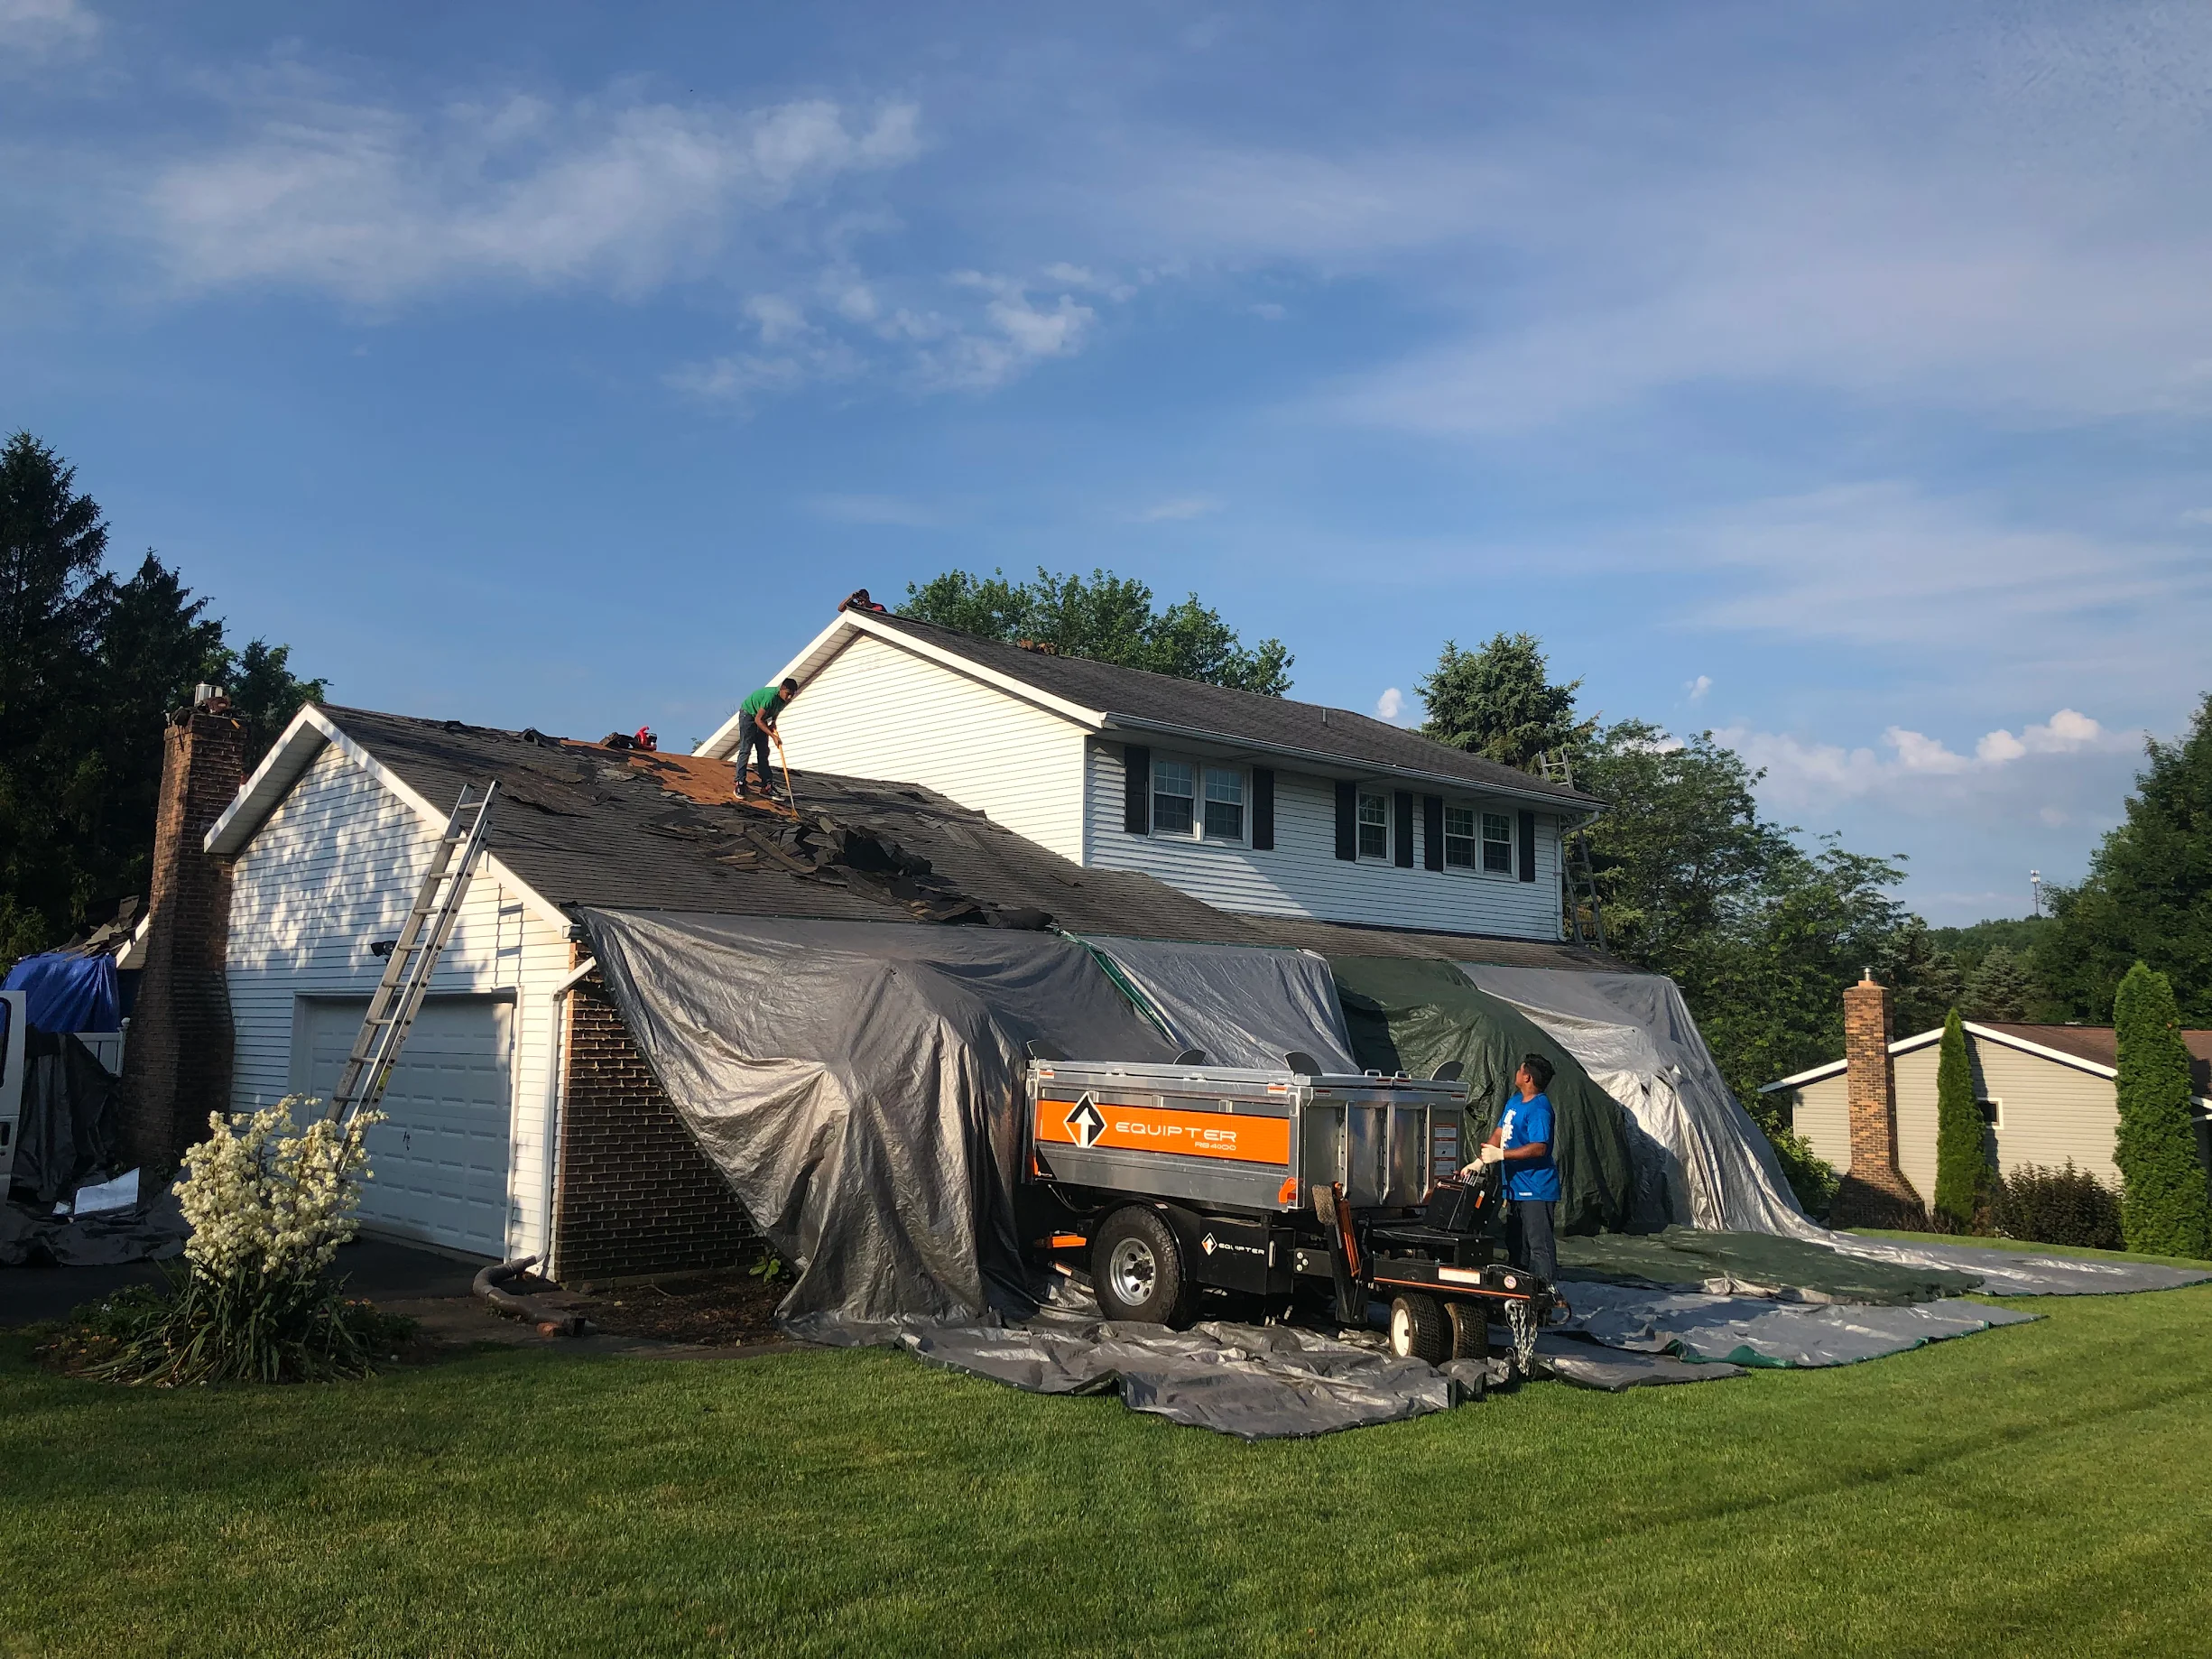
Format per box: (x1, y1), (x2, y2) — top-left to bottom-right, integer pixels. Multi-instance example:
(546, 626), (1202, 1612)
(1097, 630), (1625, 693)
(295, 996), (514, 1258)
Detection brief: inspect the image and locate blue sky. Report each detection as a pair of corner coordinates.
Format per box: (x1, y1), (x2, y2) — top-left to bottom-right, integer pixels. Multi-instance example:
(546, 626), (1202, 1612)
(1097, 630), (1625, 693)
(6, 2), (2208, 924)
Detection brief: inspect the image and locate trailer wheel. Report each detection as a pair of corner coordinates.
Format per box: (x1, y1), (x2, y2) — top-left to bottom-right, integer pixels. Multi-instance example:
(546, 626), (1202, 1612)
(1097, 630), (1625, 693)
(1446, 1300), (1489, 1363)
(1387, 1293), (1448, 1364)
(1092, 1208), (1191, 1327)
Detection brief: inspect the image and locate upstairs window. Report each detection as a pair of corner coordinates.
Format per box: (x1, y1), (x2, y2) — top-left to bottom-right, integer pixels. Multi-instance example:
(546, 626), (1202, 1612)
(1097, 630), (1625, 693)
(1443, 805), (1477, 869)
(1202, 767), (1245, 841)
(1482, 811), (1513, 874)
(1356, 791), (1390, 860)
(1152, 759), (1195, 835)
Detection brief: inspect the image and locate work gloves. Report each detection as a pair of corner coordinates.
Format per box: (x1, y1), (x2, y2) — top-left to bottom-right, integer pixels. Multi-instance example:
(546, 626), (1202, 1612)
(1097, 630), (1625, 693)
(1477, 1144), (1506, 1166)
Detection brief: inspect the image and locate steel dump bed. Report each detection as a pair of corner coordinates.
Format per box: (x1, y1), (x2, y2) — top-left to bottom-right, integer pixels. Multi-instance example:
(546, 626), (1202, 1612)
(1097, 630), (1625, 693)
(1026, 1060), (1468, 1216)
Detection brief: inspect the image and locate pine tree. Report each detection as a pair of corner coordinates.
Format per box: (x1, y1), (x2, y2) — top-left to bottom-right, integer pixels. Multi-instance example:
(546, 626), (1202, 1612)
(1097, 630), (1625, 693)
(1416, 633), (1597, 773)
(2112, 962), (2212, 1258)
(1932, 1008), (1987, 1229)
(1964, 946), (2036, 1022)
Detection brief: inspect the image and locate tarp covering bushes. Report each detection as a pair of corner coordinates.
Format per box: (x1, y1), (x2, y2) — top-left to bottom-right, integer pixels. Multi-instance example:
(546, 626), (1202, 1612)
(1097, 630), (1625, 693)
(1072, 934), (1359, 1073)
(1328, 956), (1636, 1235)
(579, 910), (1174, 1326)
(1458, 965), (1815, 1237)
(2, 951), (120, 1036)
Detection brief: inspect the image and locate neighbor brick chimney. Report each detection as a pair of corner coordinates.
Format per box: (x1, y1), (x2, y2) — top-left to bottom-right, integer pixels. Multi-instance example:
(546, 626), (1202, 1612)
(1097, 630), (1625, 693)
(1828, 969), (1927, 1228)
(117, 700), (248, 1172)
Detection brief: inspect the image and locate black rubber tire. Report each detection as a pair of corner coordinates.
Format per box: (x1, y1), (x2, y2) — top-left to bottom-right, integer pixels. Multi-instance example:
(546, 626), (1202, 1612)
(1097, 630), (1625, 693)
(1091, 1208), (1192, 1327)
(1387, 1293), (1448, 1363)
(1446, 1300), (1490, 1363)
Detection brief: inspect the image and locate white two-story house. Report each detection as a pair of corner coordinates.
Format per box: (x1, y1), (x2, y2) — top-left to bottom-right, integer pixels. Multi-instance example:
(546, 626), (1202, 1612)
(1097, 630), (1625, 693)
(698, 609), (1598, 943)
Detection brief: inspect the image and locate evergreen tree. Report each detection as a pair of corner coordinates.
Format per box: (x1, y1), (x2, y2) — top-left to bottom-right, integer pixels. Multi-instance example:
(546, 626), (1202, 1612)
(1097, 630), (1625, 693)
(1964, 946), (2036, 1023)
(1932, 1008), (1987, 1228)
(2044, 694), (2212, 1021)
(2112, 961), (2212, 1257)
(901, 567), (1292, 694)
(1416, 633), (1597, 772)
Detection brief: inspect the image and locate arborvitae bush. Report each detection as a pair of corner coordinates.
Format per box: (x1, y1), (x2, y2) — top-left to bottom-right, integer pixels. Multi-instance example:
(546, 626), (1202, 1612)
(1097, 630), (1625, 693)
(1931, 1008), (1986, 1228)
(2113, 962), (2212, 1258)
(1991, 1163), (2124, 1251)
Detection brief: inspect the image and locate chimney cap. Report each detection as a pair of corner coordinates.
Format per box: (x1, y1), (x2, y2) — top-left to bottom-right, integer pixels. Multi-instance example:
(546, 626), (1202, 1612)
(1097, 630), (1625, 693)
(193, 683), (227, 709)
(1861, 966), (1875, 982)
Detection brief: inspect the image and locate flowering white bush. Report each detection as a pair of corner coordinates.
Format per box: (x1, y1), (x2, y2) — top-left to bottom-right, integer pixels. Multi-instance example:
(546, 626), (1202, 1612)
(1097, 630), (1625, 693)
(178, 1097), (382, 1285)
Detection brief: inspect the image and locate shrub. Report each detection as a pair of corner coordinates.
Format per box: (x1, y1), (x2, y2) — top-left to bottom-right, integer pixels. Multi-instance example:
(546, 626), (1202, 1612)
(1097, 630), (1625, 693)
(94, 1098), (390, 1386)
(1932, 1008), (1988, 1228)
(1747, 1098), (1840, 1218)
(1990, 1162), (2124, 1251)
(2113, 962), (2212, 1258)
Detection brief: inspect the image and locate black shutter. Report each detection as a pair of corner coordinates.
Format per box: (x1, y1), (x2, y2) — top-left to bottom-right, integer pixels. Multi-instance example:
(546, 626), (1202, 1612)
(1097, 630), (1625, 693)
(1334, 781), (1356, 860)
(1393, 791), (1415, 867)
(1252, 767), (1275, 850)
(1519, 809), (1538, 881)
(1124, 746), (1150, 835)
(1422, 795), (1444, 871)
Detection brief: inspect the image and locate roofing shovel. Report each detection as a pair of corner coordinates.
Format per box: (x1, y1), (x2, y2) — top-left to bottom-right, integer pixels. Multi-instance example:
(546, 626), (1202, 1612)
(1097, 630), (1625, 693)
(769, 728), (802, 816)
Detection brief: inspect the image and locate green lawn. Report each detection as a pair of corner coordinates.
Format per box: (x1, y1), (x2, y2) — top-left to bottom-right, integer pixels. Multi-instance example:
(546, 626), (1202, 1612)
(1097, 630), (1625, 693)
(5, 1283), (2211, 1658)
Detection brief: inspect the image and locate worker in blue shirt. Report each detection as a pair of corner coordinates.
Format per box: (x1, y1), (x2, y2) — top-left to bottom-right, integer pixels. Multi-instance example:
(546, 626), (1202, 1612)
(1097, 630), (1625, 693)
(1467, 1052), (1560, 1284)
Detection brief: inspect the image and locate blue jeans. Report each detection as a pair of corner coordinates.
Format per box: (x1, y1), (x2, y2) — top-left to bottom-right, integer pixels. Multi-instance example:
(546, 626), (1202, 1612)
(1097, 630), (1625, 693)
(1507, 1198), (1557, 1284)
(735, 713), (773, 787)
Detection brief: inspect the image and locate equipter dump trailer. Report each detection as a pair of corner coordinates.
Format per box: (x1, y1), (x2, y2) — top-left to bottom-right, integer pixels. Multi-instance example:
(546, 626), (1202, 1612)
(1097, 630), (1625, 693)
(1022, 1056), (1557, 1367)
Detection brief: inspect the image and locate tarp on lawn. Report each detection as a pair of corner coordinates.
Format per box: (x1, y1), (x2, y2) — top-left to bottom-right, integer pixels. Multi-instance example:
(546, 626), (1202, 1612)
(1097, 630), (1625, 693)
(1555, 1227), (1983, 1304)
(1328, 956), (1635, 1235)
(578, 910), (1174, 1326)
(1071, 934), (1360, 1073)
(1458, 965), (1816, 1237)
(2, 951), (120, 1036)
(1556, 1279), (2040, 1367)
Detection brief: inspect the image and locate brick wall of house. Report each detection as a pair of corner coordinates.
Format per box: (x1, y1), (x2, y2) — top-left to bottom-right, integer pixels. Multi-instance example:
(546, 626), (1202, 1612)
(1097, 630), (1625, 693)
(117, 708), (248, 1172)
(551, 978), (760, 1284)
(1830, 971), (1928, 1228)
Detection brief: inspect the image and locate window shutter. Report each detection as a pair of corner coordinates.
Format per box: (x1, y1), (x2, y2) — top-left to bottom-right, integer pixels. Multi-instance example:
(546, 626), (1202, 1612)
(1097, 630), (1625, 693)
(1422, 795), (1444, 872)
(1518, 810), (1538, 881)
(1334, 781), (1356, 861)
(1393, 791), (1415, 867)
(1252, 767), (1275, 851)
(1124, 746), (1150, 835)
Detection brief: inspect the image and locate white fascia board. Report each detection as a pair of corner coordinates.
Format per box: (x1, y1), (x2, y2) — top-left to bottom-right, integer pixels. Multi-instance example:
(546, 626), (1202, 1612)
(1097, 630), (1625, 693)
(1959, 1022), (2121, 1082)
(1099, 714), (1597, 813)
(695, 615), (861, 758)
(203, 705), (569, 934)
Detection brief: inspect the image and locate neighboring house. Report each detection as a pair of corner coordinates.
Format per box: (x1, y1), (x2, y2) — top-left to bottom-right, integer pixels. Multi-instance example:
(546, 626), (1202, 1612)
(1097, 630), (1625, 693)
(1763, 1020), (2212, 1198)
(697, 610), (1599, 941)
(135, 697), (1617, 1275)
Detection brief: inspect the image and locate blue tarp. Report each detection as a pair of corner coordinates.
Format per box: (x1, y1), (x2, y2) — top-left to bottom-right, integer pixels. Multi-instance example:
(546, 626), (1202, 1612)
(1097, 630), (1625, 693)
(2, 952), (121, 1034)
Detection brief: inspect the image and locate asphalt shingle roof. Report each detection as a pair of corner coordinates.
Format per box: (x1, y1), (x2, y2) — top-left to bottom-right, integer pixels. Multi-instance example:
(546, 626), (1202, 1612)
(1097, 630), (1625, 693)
(866, 613), (1601, 806)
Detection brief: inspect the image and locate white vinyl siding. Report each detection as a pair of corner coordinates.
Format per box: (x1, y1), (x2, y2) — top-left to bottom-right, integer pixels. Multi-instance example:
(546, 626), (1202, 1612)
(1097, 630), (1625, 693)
(1083, 741), (1564, 934)
(224, 743), (572, 1260)
(1782, 1033), (2126, 1197)
(764, 632), (1089, 861)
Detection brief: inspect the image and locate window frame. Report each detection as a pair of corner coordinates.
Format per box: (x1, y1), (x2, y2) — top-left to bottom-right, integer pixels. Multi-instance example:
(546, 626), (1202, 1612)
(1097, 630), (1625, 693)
(1480, 811), (1515, 876)
(1355, 789), (1391, 862)
(1977, 1097), (2004, 1130)
(1145, 752), (1250, 847)
(1434, 800), (1520, 878)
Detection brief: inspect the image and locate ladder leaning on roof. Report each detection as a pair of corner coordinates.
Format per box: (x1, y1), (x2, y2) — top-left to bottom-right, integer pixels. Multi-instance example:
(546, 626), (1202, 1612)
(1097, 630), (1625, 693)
(325, 783), (498, 1125)
(1538, 752), (1606, 950)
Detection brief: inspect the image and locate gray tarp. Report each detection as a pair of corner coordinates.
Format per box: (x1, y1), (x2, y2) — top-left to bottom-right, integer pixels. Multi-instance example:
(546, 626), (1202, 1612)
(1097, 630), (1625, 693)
(1823, 1236), (2212, 1296)
(1557, 1279), (2040, 1367)
(579, 911), (1174, 1326)
(1458, 965), (1814, 1237)
(1072, 934), (1360, 1073)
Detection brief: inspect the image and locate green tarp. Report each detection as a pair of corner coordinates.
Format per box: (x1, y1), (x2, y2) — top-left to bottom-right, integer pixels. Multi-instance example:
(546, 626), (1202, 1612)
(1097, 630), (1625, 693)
(1554, 1228), (1985, 1305)
(1328, 956), (1635, 1236)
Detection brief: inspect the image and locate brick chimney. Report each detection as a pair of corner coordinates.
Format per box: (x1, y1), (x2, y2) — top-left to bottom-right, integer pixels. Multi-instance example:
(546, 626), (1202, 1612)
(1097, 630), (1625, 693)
(117, 699), (248, 1172)
(1828, 969), (1927, 1228)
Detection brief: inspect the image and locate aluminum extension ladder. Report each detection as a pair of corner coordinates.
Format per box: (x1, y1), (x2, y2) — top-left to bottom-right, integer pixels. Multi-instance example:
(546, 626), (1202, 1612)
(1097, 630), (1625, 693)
(1539, 752), (1606, 949)
(325, 783), (497, 1125)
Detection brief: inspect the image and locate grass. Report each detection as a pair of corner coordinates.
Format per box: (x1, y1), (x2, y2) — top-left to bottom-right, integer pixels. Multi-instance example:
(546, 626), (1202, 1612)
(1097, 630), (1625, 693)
(5, 1283), (2211, 1657)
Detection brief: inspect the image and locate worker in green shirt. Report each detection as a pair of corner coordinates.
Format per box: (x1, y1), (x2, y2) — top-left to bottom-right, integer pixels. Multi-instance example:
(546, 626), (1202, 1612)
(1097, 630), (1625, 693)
(733, 677), (800, 800)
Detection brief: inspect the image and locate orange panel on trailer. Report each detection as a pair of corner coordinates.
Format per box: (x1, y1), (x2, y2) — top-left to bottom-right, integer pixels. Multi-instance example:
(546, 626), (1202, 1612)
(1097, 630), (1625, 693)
(1035, 1093), (1291, 1165)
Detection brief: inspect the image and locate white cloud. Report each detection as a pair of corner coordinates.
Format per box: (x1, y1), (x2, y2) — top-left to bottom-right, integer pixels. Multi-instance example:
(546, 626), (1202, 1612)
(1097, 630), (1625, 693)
(1685, 674), (1711, 703)
(0, 0), (97, 57)
(1135, 496), (1220, 522)
(146, 80), (920, 304)
(803, 494), (942, 527)
(1374, 687), (1405, 722)
(1249, 301), (1287, 321)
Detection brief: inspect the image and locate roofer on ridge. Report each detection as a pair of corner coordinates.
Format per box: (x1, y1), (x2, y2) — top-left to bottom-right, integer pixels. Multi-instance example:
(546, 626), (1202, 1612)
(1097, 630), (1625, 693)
(733, 677), (801, 802)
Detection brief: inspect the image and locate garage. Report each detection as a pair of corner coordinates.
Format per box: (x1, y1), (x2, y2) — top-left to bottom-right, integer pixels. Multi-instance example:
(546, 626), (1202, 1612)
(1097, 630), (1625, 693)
(292, 996), (515, 1258)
